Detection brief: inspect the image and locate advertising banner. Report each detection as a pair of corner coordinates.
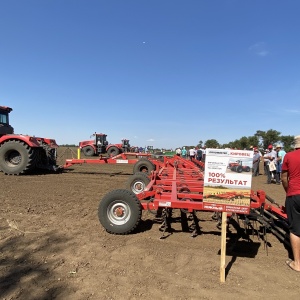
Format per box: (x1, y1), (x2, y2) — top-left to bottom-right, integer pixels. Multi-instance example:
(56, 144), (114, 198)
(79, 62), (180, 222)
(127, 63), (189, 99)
(203, 148), (253, 214)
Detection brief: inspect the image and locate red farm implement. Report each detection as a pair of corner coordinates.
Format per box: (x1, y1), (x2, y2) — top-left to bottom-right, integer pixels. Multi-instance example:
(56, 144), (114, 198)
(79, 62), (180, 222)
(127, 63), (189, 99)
(97, 155), (290, 248)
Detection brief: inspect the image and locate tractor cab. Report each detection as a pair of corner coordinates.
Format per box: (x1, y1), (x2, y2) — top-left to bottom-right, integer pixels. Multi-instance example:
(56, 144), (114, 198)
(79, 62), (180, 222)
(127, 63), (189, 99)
(122, 139), (130, 153)
(0, 106), (14, 136)
(95, 133), (108, 154)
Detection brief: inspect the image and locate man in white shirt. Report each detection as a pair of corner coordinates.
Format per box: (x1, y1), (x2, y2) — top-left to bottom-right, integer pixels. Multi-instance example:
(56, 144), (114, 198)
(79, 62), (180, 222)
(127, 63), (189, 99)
(189, 148), (196, 160)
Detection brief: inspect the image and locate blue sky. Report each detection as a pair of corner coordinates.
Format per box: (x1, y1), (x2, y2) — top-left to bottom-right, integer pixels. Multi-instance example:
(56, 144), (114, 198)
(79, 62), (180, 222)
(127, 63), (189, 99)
(1, 0), (300, 149)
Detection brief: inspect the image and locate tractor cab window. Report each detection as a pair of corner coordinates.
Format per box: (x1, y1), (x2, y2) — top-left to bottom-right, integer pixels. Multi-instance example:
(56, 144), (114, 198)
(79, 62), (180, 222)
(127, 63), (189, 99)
(96, 134), (107, 146)
(0, 111), (9, 124)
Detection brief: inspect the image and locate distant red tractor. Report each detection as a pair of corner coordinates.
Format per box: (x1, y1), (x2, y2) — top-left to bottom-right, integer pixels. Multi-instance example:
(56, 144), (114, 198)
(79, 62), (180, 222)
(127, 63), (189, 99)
(228, 160), (251, 173)
(79, 133), (136, 157)
(0, 105), (59, 175)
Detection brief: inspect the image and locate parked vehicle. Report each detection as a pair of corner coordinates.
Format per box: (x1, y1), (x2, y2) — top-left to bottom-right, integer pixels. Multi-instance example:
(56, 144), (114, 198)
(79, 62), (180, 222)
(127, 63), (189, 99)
(0, 105), (59, 175)
(79, 132), (136, 157)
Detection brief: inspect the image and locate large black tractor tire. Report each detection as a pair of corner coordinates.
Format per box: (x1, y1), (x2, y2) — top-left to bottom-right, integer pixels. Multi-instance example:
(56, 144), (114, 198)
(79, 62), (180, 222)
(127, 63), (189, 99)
(236, 166), (243, 173)
(98, 189), (142, 235)
(126, 172), (150, 194)
(107, 146), (120, 157)
(245, 166), (251, 172)
(0, 140), (35, 175)
(133, 158), (155, 175)
(82, 146), (95, 157)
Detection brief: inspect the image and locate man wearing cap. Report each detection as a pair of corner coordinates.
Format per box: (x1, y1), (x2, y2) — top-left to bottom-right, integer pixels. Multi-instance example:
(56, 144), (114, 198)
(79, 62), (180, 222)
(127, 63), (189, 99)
(275, 144), (286, 184)
(281, 135), (300, 272)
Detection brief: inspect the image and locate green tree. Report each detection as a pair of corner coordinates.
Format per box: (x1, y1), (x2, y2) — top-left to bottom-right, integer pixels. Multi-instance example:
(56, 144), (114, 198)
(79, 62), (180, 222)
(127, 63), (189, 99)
(205, 139), (220, 148)
(255, 129), (281, 149)
(197, 140), (203, 148)
(280, 135), (295, 152)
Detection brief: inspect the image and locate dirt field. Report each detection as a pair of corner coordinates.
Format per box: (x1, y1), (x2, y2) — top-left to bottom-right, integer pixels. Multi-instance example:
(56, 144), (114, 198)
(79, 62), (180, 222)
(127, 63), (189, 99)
(1, 148), (299, 300)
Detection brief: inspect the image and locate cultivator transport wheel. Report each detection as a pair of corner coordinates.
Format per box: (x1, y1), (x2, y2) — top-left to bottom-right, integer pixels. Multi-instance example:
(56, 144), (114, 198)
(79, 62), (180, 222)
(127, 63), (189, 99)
(98, 189), (142, 234)
(82, 146), (95, 156)
(0, 140), (35, 175)
(126, 172), (150, 194)
(133, 158), (155, 174)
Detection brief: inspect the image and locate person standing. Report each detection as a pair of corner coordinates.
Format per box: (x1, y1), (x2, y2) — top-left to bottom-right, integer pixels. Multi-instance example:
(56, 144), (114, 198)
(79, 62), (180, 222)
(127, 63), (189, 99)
(263, 149), (270, 175)
(175, 148), (181, 156)
(189, 147), (196, 160)
(252, 148), (261, 176)
(266, 144), (277, 184)
(201, 146), (206, 162)
(196, 147), (202, 161)
(281, 135), (300, 272)
(181, 147), (187, 159)
(275, 144), (286, 183)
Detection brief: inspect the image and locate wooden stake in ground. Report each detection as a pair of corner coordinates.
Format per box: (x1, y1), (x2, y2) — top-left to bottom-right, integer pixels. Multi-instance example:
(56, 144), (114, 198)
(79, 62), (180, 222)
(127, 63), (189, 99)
(220, 211), (227, 283)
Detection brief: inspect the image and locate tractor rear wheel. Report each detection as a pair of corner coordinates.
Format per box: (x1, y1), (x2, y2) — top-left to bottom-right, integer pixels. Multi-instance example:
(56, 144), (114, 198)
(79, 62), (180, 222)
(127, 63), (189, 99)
(0, 140), (35, 175)
(126, 172), (150, 194)
(98, 189), (142, 234)
(133, 158), (155, 175)
(82, 146), (95, 156)
(107, 146), (120, 157)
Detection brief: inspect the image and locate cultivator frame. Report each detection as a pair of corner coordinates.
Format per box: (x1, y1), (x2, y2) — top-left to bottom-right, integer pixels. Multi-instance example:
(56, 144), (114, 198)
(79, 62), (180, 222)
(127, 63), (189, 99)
(98, 155), (290, 248)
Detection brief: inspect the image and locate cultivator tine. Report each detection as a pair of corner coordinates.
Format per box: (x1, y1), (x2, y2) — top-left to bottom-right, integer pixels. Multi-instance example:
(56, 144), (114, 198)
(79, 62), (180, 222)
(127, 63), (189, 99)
(180, 210), (190, 232)
(190, 211), (201, 238)
(159, 208), (173, 239)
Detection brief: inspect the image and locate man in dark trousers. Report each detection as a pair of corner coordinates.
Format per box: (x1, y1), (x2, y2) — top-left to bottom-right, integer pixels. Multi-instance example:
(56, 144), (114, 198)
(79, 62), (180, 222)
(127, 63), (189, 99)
(281, 135), (300, 272)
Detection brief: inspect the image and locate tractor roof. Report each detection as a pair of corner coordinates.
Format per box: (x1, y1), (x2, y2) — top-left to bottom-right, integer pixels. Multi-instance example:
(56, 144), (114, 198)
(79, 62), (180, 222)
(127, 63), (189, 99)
(0, 106), (13, 113)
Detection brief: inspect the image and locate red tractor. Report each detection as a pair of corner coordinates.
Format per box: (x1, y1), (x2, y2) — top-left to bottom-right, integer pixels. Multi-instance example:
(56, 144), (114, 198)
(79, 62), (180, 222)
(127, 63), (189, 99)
(0, 105), (59, 175)
(228, 160), (251, 173)
(79, 133), (135, 157)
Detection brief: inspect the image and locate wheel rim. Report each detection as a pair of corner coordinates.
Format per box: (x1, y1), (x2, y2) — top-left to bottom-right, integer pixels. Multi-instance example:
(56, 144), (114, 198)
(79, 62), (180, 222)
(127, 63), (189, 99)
(5, 150), (21, 166)
(131, 180), (146, 194)
(107, 200), (131, 225)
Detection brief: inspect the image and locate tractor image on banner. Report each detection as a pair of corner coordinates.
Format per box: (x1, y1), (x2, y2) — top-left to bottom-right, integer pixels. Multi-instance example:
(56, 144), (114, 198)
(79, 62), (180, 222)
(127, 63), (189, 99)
(203, 148), (253, 214)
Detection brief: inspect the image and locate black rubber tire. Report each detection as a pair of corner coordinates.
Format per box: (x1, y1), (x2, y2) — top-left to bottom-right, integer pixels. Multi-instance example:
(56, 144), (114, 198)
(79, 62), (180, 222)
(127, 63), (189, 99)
(126, 172), (150, 194)
(98, 189), (142, 234)
(245, 166), (250, 172)
(236, 166), (243, 173)
(133, 158), (155, 175)
(0, 140), (34, 175)
(82, 146), (95, 156)
(107, 146), (120, 157)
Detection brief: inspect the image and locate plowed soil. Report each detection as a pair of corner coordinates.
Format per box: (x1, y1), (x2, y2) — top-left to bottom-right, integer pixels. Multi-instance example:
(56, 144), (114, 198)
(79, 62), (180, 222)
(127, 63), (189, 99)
(1, 148), (299, 300)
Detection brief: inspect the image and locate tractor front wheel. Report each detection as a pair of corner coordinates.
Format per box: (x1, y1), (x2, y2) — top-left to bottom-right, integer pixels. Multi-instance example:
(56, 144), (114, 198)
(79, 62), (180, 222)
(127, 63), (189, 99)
(98, 189), (142, 234)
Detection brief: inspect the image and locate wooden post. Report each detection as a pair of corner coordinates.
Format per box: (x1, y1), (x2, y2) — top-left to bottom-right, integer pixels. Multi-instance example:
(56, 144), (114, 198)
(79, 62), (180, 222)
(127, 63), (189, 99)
(220, 211), (227, 283)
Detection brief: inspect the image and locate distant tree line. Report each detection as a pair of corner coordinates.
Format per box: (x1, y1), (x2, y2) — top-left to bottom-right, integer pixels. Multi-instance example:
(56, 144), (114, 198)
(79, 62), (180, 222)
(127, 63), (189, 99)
(193, 129), (295, 152)
(59, 144), (78, 147)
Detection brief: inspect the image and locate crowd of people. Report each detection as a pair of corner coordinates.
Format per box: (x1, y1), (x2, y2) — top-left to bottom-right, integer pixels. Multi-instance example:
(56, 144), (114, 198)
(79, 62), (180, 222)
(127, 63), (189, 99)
(251, 144), (287, 184)
(175, 146), (206, 162)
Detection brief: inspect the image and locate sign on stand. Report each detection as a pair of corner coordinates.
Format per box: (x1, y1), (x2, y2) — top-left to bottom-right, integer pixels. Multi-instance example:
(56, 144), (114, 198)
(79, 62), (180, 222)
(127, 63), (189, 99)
(203, 148), (254, 282)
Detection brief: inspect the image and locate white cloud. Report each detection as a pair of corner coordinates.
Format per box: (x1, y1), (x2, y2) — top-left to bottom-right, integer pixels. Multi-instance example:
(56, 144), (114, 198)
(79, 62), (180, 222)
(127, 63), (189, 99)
(249, 42), (269, 57)
(147, 138), (155, 142)
(285, 109), (300, 114)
